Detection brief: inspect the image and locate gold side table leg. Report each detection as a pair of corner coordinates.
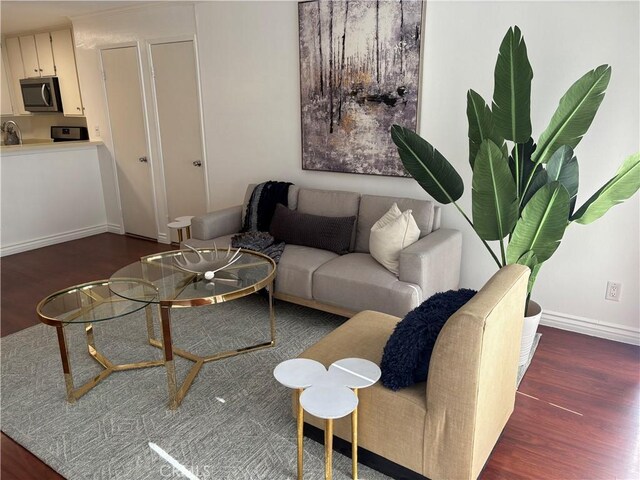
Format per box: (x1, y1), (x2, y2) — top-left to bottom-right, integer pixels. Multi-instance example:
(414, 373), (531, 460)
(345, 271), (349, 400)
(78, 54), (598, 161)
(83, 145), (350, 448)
(55, 325), (76, 403)
(325, 418), (333, 480)
(177, 229), (184, 243)
(268, 279), (276, 346)
(186, 226), (191, 239)
(296, 389), (304, 480)
(145, 304), (156, 343)
(160, 304), (178, 409)
(352, 388), (359, 479)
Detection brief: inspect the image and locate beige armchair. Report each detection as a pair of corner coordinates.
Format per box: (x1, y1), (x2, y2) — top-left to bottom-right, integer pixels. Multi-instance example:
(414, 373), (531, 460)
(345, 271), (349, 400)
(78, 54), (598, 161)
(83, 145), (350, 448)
(295, 264), (530, 480)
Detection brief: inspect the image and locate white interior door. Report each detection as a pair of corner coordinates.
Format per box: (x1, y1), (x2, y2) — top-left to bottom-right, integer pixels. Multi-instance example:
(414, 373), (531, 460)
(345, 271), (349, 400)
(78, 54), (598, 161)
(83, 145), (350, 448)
(150, 40), (207, 238)
(101, 46), (157, 239)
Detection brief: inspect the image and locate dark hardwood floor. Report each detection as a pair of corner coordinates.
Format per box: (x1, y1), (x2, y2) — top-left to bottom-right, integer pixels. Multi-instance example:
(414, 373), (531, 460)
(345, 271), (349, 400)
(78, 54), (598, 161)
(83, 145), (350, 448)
(1, 233), (638, 479)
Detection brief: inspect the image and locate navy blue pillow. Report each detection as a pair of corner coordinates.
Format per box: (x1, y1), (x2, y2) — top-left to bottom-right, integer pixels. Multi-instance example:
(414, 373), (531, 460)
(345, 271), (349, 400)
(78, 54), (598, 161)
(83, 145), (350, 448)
(380, 289), (477, 391)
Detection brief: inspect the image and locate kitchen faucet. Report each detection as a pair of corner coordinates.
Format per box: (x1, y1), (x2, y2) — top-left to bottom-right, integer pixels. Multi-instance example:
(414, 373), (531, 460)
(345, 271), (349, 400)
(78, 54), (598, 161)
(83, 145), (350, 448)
(1, 121), (22, 145)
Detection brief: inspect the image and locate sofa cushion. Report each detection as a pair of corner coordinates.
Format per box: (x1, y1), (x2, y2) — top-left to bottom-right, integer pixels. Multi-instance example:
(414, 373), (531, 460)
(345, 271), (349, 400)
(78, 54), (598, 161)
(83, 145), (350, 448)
(380, 289), (478, 391)
(275, 244), (338, 300)
(297, 310), (427, 474)
(356, 195), (435, 253)
(370, 203), (421, 275)
(312, 253), (421, 317)
(270, 204), (355, 255)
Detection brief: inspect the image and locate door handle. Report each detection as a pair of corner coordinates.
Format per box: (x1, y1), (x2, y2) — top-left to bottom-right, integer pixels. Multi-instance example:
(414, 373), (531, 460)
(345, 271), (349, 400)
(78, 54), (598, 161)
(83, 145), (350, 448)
(139, 157), (148, 163)
(41, 84), (51, 106)
(192, 160), (202, 167)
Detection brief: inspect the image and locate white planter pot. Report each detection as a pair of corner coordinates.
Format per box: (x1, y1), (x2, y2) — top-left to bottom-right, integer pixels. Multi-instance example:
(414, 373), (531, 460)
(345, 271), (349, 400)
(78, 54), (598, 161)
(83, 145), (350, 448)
(519, 300), (542, 366)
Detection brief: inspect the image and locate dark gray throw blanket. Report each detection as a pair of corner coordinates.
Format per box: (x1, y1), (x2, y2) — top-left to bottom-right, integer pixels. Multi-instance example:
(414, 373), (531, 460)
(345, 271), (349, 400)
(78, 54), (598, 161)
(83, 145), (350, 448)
(242, 181), (293, 233)
(237, 181), (292, 264)
(231, 231), (285, 264)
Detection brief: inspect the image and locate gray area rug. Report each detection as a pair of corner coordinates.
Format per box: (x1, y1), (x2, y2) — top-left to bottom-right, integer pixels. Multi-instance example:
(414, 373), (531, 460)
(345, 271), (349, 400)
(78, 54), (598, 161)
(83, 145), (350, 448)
(1, 296), (538, 480)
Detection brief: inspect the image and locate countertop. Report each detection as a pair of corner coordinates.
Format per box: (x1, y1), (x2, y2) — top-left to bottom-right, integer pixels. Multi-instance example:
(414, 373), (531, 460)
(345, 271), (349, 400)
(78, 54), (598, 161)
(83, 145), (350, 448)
(1, 140), (104, 156)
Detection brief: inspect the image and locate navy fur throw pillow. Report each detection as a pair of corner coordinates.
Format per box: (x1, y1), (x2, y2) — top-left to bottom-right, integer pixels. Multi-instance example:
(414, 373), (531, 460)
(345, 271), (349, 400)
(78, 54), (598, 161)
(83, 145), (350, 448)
(380, 289), (477, 391)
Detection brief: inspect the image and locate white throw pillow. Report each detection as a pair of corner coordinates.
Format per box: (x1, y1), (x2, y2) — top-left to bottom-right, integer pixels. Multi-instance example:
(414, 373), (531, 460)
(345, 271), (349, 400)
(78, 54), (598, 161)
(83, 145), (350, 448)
(370, 203), (421, 275)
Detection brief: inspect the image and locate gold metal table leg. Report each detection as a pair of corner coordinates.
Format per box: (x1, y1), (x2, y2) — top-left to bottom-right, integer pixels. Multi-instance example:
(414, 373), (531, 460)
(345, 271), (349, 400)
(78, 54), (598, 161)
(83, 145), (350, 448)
(160, 304), (179, 409)
(352, 388), (359, 479)
(269, 279), (276, 347)
(325, 418), (333, 480)
(177, 229), (184, 243)
(55, 325), (75, 403)
(145, 304), (156, 343)
(186, 225), (191, 239)
(297, 388), (304, 480)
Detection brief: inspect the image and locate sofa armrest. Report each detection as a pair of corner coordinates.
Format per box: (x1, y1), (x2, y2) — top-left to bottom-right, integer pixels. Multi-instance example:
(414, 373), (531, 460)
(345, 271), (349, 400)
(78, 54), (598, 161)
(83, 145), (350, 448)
(191, 205), (243, 240)
(398, 229), (462, 301)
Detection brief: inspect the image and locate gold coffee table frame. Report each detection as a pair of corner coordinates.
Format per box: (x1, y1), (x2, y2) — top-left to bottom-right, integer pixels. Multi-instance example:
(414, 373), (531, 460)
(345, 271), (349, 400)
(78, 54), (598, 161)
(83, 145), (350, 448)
(114, 249), (277, 409)
(36, 278), (163, 403)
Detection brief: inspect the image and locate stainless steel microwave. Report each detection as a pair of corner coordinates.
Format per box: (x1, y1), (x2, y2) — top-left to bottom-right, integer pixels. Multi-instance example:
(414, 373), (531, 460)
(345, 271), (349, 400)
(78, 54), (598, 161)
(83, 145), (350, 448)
(20, 77), (63, 112)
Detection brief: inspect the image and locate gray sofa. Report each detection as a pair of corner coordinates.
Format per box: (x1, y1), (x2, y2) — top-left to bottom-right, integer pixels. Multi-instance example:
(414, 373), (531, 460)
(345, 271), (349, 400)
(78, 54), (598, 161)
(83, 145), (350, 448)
(185, 184), (462, 318)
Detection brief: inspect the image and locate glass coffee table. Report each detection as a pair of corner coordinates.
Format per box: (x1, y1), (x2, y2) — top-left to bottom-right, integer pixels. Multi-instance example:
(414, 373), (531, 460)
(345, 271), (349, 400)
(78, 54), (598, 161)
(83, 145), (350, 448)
(111, 248), (277, 409)
(36, 278), (161, 403)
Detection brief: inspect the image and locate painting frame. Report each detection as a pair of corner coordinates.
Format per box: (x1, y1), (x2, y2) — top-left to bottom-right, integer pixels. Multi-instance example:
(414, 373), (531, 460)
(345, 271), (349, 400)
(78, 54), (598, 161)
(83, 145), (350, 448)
(297, 0), (426, 177)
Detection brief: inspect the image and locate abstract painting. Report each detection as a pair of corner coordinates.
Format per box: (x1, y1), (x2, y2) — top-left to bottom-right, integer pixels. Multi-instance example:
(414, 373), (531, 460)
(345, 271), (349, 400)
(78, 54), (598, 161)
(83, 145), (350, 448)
(298, 0), (424, 176)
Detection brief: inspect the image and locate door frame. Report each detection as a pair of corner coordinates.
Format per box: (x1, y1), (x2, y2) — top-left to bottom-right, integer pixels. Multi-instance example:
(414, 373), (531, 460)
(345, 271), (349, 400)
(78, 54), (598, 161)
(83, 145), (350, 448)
(98, 41), (160, 239)
(145, 34), (211, 241)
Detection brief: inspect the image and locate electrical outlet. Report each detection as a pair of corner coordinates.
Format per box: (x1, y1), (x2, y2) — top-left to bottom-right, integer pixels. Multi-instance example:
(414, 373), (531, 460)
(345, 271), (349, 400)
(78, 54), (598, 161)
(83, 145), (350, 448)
(605, 281), (622, 302)
(94, 125), (100, 138)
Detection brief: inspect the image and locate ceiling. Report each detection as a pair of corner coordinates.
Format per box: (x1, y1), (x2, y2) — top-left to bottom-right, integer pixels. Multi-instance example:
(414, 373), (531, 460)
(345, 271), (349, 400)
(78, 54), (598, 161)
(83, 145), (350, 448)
(0, 1), (157, 36)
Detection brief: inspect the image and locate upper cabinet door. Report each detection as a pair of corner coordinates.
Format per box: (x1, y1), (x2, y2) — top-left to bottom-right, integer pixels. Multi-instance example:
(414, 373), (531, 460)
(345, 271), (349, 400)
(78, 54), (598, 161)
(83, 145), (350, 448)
(19, 36), (40, 77)
(50, 29), (83, 116)
(1, 46), (15, 115)
(5, 37), (27, 114)
(35, 33), (55, 76)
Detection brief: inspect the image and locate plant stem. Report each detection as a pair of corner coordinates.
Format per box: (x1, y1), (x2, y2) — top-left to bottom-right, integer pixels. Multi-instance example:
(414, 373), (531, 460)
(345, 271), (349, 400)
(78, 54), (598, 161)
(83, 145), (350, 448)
(452, 201), (503, 268)
(499, 238), (507, 265)
(514, 142), (520, 203)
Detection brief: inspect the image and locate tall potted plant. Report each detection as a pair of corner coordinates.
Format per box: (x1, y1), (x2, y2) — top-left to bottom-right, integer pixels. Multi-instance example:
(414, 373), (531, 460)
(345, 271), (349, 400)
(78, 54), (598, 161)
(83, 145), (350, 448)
(391, 26), (640, 365)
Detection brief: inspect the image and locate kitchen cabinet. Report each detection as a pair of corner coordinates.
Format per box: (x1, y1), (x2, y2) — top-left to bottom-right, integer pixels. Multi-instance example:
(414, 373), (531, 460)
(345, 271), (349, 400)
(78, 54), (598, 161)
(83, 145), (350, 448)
(1, 46), (14, 115)
(19, 34), (55, 78)
(50, 29), (84, 116)
(4, 37), (27, 114)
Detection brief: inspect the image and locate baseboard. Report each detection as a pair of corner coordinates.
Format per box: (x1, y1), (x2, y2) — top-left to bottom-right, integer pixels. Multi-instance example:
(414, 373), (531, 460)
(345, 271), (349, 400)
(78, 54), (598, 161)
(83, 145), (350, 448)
(106, 223), (123, 234)
(303, 423), (429, 480)
(0, 224), (108, 257)
(541, 310), (640, 346)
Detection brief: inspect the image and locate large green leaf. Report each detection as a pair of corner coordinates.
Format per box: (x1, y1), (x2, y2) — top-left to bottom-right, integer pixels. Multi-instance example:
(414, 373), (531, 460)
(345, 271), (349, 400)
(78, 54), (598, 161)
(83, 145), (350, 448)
(532, 65), (611, 166)
(509, 137), (537, 199)
(467, 89), (504, 168)
(507, 182), (570, 264)
(546, 145), (579, 214)
(472, 140), (518, 240)
(522, 168), (548, 207)
(492, 26), (533, 143)
(514, 251), (540, 297)
(571, 152), (640, 224)
(391, 125), (464, 204)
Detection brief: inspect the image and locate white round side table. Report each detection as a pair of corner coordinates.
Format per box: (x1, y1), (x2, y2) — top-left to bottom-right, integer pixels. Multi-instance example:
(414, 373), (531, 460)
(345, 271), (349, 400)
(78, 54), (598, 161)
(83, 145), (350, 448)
(167, 219), (191, 243)
(274, 358), (326, 480)
(328, 358), (381, 480)
(300, 385), (358, 480)
(274, 357), (381, 480)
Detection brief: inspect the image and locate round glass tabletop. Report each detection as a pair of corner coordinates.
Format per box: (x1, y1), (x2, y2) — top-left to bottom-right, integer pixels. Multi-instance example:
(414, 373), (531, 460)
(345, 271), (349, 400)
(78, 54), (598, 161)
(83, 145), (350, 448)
(36, 278), (158, 326)
(110, 248), (276, 306)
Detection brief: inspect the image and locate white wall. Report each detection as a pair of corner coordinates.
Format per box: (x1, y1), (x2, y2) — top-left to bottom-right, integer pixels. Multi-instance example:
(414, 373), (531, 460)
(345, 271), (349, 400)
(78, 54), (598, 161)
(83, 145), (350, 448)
(72, 3), (198, 241)
(194, 1), (639, 342)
